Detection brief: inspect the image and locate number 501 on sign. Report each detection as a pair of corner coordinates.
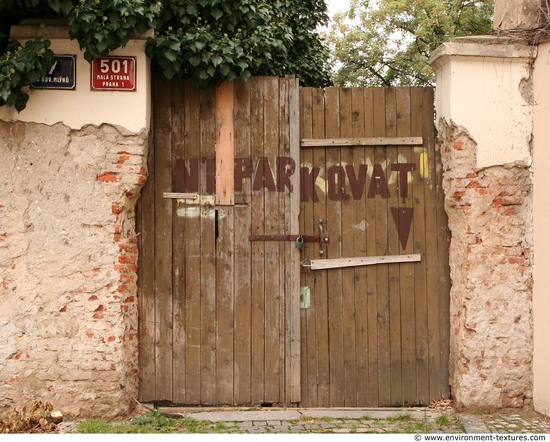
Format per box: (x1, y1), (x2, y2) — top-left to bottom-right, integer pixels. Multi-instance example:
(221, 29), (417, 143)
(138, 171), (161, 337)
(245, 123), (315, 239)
(91, 56), (136, 91)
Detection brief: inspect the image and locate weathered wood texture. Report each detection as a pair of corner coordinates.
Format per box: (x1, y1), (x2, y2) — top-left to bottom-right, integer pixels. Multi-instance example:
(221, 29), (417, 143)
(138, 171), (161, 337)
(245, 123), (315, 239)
(138, 80), (450, 408)
(138, 76), (301, 405)
(298, 86), (450, 407)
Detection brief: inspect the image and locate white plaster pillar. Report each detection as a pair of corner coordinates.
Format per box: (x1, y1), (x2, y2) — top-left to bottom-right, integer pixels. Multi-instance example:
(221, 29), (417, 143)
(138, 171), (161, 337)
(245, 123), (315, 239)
(532, 40), (550, 417)
(430, 36), (537, 410)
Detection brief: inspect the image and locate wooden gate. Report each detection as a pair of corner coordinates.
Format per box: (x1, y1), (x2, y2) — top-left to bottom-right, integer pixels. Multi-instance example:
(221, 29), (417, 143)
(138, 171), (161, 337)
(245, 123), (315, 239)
(138, 78), (450, 407)
(298, 86), (450, 407)
(138, 76), (301, 405)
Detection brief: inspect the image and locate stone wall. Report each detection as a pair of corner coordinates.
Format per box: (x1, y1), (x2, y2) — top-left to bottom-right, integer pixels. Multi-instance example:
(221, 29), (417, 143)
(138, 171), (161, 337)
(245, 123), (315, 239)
(0, 120), (147, 417)
(437, 121), (533, 409)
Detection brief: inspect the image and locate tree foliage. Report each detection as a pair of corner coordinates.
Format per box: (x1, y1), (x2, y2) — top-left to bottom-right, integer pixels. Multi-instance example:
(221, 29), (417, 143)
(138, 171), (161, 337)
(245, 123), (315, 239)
(328, 0), (494, 87)
(0, 0), (331, 111)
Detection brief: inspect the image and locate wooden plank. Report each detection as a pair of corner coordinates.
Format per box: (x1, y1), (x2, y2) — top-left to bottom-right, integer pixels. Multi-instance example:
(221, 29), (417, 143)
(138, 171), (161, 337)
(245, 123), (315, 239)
(352, 88), (369, 406)
(286, 76), (302, 404)
(337, 87), (358, 406)
(215, 81), (235, 206)
(153, 77), (174, 402)
(233, 78), (253, 405)
(137, 79), (157, 402)
(163, 192), (198, 199)
(301, 137), (422, 147)
(410, 87), (430, 405)
(385, 87), (403, 406)
(364, 88), (380, 407)
(396, 87), (417, 405)
(183, 78), (203, 404)
(299, 87), (317, 407)
(325, 86), (345, 407)
(373, 87), (391, 406)
(250, 77), (266, 405)
(216, 205), (235, 404)
(308, 254), (421, 270)
(429, 85), (451, 400)
(215, 81), (236, 404)
(263, 77), (282, 403)
(171, 79), (187, 404)
(199, 86), (218, 405)
(311, 87), (330, 406)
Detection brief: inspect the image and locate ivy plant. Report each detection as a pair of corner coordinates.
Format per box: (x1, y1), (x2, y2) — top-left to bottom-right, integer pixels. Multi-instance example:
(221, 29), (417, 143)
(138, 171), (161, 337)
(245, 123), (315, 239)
(0, 0), (331, 111)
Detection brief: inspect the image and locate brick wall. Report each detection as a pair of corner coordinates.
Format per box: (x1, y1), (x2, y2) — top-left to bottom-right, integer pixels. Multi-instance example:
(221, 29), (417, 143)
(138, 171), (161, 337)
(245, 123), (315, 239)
(437, 120), (533, 409)
(0, 121), (147, 417)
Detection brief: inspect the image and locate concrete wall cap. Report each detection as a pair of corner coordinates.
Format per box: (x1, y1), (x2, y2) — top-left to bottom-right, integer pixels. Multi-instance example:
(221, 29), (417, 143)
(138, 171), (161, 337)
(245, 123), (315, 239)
(429, 36), (537, 67)
(10, 24), (154, 41)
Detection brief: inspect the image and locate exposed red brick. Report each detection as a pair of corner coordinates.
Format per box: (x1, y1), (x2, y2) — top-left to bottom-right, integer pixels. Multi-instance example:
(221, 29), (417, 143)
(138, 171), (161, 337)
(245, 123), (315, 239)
(97, 173), (119, 182)
(118, 155), (130, 165)
(118, 255), (137, 264)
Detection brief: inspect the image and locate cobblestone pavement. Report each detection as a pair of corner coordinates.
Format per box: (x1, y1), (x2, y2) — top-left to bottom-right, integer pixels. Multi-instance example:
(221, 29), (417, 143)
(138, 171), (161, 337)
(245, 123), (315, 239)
(57, 406), (550, 434)
(160, 407), (550, 434)
(463, 408), (550, 434)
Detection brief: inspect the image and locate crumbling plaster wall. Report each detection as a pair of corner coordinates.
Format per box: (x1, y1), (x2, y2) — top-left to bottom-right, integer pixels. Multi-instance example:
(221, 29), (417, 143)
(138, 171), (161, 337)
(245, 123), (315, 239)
(0, 25), (150, 418)
(0, 121), (147, 417)
(430, 38), (535, 409)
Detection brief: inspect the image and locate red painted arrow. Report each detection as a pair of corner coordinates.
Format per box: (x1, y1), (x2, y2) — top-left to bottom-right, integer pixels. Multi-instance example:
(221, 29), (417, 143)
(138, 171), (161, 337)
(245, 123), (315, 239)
(390, 207), (413, 250)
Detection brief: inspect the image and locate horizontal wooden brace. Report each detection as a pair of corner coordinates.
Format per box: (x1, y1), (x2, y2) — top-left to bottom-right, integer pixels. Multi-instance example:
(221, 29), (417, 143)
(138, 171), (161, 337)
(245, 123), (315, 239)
(301, 137), (423, 147)
(306, 254), (421, 270)
(163, 192), (199, 199)
(249, 235), (329, 243)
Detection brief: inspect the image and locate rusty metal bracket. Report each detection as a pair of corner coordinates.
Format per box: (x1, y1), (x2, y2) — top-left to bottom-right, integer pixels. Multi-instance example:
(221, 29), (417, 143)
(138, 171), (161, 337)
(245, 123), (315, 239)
(249, 234), (329, 243)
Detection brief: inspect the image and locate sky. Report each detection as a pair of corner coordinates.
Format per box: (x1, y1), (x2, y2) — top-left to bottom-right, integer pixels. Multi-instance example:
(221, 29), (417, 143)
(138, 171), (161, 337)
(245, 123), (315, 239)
(326, 0), (349, 17)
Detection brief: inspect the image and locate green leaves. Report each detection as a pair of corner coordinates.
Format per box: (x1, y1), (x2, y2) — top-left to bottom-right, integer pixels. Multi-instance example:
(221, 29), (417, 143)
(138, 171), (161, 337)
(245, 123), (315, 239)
(0, 0), (331, 110)
(328, 0), (493, 87)
(0, 38), (55, 111)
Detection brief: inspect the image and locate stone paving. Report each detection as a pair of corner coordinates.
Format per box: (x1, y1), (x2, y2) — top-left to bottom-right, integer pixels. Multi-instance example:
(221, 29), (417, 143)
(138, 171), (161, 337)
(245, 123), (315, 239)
(57, 405), (550, 434)
(159, 406), (550, 434)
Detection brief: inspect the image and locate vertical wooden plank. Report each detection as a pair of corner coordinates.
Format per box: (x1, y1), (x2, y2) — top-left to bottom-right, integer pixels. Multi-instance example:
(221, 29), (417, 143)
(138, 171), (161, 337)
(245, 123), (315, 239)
(351, 87), (369, 406)
(216, 203), (235, 404)
(263, 77), (282, 403)
(250, 77), (266, 405)
(184, 79), (203, 404)
(325, 87), (345, 407)
(396, 87), (417, 405)
(299, 87), (316, 407)
(215, 81), (236, 404)
(373, 87), (391, 406)
(154, 78), (174, 402)
(137, 78), (157, 402)
(171, 80), (187, 404)
(423, 86), (443, 402)
(410, 87), (430, 404)
(233, 78), (253, 405)
(339, 87), (358, 406)
(385, 87), (403, 406)
(428, 86), (451, 400)
(364, 88), (380, 407)
(200, 86), (218, 405)
(286, 76), (302, 404)
(312, 87), (330, 406)
(216, 81), (235, 206)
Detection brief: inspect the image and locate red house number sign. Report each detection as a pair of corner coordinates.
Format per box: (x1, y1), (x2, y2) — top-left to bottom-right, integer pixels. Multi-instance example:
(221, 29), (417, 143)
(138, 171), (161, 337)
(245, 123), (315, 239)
(91, 56), (136, 91)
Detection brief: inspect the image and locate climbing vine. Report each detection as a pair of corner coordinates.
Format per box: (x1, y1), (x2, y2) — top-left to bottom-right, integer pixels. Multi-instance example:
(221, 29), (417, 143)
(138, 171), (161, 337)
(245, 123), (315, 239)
(0, 0), (331, 111)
